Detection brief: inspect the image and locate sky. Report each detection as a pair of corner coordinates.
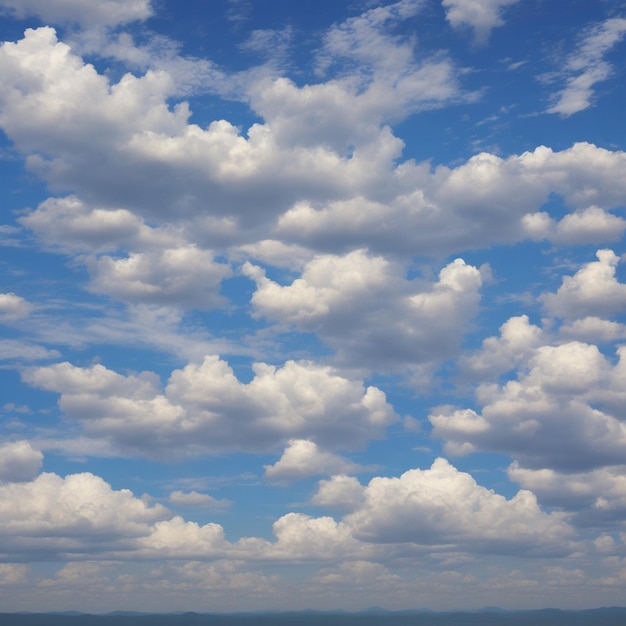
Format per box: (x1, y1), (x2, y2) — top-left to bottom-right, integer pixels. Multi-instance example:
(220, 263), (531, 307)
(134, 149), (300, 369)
(1, 0), (626, 614)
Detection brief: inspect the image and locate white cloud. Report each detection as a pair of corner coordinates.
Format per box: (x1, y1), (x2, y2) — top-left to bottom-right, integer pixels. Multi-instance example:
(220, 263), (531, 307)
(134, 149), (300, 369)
(508, 462), (626, 524)
(311, 475), (366, 511)
(442, 0), (522, 44)
(0, 339), (60, 361)
(548, 18), (626, 116)
(432, 341), (626, 471)
(19, 195), (179, 254)
(0, 0), (153, 27)
(0, 440), (43, 482)
(541, 249), (626, 319)
(0, 292), (32, 320)
(264, 439), (359, 483)
(553, 206), (626, 245)
(0, 471), (171, 559)
(2, 28), (626, 265)
(23, 357), (397, 457)
(457, 315), (544, 380)
(244, 251), (482, 369)
(344, 458), (573, 556)
(86, 246), (232, 309)
(168, 491), (230, 509)
(559, 317), (626, 343)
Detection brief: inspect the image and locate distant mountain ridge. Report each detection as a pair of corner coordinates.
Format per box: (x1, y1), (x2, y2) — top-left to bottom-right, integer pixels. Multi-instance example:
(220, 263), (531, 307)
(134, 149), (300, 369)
(3, 607), (626, 626)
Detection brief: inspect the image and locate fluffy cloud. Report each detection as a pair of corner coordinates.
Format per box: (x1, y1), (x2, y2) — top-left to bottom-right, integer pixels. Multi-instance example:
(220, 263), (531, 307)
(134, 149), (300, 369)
(457, 315), (544, 380)
(19, 195), (179, 253)
(443, 0), (522, 44)
(344, 458), (573, 556)
(5, 27), (626, 266)
(311, 475), (366, 511)
(541, 249), (626, 319)
(0, 292), (32, 320)
(86, 246), (231, 309)
(559, 317), (626, 343)
(23, 357), (397, 457)
(276, 144), (626, 257)
(244, 251), (482, 369)
(508, 463), (626, 525)
(431, 341), (626, 471)
(548, 18), (626, 116)
(0, 471), (170, 559)
(264, 439), (359, 483)
(0, 0), (153, 27)
(0, 440), (43, 482)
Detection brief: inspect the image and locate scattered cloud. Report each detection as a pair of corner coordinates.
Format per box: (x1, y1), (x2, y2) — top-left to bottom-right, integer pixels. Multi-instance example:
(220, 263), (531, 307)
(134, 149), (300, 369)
(548, 18), (626, 116)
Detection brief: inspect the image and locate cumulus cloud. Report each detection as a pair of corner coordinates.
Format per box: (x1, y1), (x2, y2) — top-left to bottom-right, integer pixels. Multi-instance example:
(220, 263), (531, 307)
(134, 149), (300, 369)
(22, 357), (397, 457)
(541, 249), (626, 319)
(86, 246), (232, 309)
(457, 315), (544, 380)
(508, 462), (626, 525)
(548, 18), (626, 116)
(264, 439), (360, 483)
(443, 0), (522, 44)
(0, 471), (171, 559)
(0, 292), (32, 320)
(431, 341), (626, 471)
(311, 475), (366, 511)
(344, 458), (573, 556)
(244, 251), (482, 369)
(19, 195), (178, 254)
(559, 317), (626, 343)
(0, 0), (153, 27)
(2, 27), (626, 265)
(0, 440), (43, 482)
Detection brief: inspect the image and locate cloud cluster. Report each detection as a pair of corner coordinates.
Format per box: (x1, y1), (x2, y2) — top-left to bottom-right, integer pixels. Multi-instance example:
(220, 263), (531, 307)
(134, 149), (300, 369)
(0, 456), (576, 564)
(23, 357), (397, 457)
(244, 251), (482, 368)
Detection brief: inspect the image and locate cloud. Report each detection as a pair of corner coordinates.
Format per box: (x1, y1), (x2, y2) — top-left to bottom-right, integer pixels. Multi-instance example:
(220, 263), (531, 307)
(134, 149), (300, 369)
(344, 458), (574, 556)
(457, 315), (544, 380)
(3, 27), (626, 267)
(552, 206), (626, 245)
(559, 317), (626, 343)
(0, 340), (57, 365)
(0, 0), (153, 27)
(244, 251), (482, 369)
(0, 292), (32, 320)
(168, 491), (230, 509)
(443, 0), (522, 44)
(86, 246), (232, 309)
(541, 249), (626, 319)
(22, 357), (397, 457)
(431, 341), (626, 471)
(264, 439), (360, 483)
(548, 18), (626, 116)
(0, 471), (171, 559)
(508, 462), (626, 525)
(0, 440), (43, 482)
(311, 475), (366, 511)
(19, 195), (179, 254)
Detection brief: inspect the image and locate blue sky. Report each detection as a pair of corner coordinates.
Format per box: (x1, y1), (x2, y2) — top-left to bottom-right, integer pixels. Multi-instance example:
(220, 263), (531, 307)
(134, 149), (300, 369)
(1, 0), (626, 613)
